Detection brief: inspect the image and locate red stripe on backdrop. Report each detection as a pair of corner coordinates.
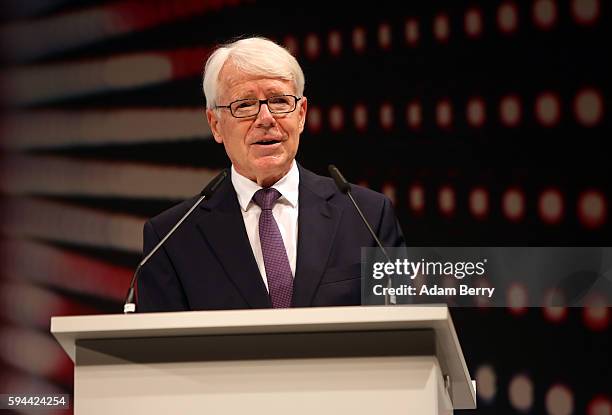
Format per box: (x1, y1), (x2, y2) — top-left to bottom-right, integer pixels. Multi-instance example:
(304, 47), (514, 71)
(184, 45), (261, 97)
(2, 108), (210, 149)
(0, 325), (73, 386)
(2, 0), (244, 63)
(1, 281), (101, 327)
(109, 0), (249, 32)
(2, 239), (133, 301)
(0, 368), (69, 397)
(168, 47), (211, 79)
(3, 46), (213, 105)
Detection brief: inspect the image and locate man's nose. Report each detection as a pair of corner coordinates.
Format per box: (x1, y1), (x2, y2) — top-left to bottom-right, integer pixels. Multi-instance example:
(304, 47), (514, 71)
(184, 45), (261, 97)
(256, 102), (276, 126)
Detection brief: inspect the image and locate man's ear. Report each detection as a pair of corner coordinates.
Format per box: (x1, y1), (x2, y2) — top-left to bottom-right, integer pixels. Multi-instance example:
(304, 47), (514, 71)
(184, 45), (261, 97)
(298, 96), (308, 134)
(206, 108), (223, 144)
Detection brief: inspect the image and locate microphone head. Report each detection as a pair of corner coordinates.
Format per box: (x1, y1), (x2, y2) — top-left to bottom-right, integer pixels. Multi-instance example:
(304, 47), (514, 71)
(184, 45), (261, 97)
(328, 164), (351, 194)
(200, 169), (228, 198)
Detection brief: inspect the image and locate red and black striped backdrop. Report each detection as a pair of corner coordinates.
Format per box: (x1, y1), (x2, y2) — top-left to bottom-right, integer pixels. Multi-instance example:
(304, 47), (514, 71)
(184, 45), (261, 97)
(0, 1), (609, 414)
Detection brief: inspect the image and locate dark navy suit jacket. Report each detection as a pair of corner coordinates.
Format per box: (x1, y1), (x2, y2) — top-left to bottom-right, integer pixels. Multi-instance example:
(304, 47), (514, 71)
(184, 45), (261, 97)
(137, 165), (405, 312)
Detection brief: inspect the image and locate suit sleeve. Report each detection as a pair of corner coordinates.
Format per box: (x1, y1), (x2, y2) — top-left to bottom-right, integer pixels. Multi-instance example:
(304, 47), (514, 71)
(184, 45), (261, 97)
(137, 220), (189, 312)
(377, 196), (406, 247)
(376, 196), (414, 304)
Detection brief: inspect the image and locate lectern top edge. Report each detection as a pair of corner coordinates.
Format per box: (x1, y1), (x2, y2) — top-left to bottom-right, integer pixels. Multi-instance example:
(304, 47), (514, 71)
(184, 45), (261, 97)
(51, 305), (450, 338)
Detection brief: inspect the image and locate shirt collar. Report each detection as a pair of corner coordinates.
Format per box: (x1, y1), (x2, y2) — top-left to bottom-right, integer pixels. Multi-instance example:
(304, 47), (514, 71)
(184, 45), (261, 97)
(231, 160), (299, 212)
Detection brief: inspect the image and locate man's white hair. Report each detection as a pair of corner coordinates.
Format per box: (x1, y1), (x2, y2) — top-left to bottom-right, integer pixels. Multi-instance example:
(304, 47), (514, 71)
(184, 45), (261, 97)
(202, 37), (305, 109)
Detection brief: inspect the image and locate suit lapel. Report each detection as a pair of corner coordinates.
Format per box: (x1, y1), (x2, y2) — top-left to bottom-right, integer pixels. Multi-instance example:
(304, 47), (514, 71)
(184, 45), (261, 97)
(195, 175), (272, 308)
(292, 166), (343, 307)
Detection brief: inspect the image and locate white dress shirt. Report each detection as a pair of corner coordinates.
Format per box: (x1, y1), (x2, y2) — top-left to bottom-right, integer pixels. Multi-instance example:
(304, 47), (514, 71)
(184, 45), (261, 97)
(231, 161), (299, 291)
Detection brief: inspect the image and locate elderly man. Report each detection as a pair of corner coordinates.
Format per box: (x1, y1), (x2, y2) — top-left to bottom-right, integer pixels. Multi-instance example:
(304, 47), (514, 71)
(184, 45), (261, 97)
(137, 37), (405, 312)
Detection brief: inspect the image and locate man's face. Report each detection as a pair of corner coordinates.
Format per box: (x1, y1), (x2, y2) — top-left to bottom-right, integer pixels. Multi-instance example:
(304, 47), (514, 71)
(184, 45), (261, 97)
(206, 63), (307, 187)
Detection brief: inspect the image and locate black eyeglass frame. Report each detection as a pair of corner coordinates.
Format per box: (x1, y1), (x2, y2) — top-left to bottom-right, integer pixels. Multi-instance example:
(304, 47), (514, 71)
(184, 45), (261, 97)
(214, 94), (303, 118)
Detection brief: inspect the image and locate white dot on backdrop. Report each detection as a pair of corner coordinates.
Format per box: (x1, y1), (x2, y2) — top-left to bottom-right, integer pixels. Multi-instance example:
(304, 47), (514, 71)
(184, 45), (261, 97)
(434, 13), (450, 42)
(574, 88), (603, 127)
(535, 92), (561, 127)
(465, 8), (483, 38)
(509, 374), (534, 412)
(546, 384), (574, 415)
(382, 183), (397, 205)
(438, 186), (455, 216)
(436, 99), (453, 128)
(503, 188), (525, 222)
(307, 106), (322, 133)
(378, 23), (392, 49)
(441, 271), (459, 294)
(380, 103), (394, 130)
(474, 278), (494, 307)
(500, 95), (522, 127)
(406, 101), (422, 129)
(507, 283), (528, 314)
(329, 105), (344, 131)
(352, 27), (367, 53)
(571, 0), (599, 25)
(583, 294), (609, 331)
(353, 104), (368, 131)
(577, 190), (607, 229)
(328, 30), (342, 56)
(543, 288), (567, 323)
(409, 184), (425, 213)
(538, 188), (564, 224)
(533, 0), (558, 30)
(283, 35), (299, 56)
(305, 33), (320, 59)
(467, 97), (486, 127)
(469, 187), (489, 219)
(498, 2), (519, 34)
(405, 18), (419, 45)
(587, 395), (611, 415)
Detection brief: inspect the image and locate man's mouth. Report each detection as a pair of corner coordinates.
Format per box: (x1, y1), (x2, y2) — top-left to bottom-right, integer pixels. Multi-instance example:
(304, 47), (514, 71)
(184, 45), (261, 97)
(253, 138), (282, 145)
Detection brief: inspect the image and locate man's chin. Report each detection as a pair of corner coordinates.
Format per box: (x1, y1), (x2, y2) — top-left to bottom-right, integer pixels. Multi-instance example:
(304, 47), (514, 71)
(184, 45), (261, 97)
(252, 155), (287, 169)
(250, 159), (291, 185)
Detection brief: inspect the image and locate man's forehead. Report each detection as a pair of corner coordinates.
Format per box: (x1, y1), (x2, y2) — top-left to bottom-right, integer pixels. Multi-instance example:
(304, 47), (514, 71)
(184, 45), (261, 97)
(218, 64), (294, 98)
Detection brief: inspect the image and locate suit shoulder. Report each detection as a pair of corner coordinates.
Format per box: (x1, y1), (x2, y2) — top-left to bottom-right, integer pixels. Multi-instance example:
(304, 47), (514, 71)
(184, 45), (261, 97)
(300, 167), (388, 206)
(147, 195), (201, 233)
(350, 182), (388, 203)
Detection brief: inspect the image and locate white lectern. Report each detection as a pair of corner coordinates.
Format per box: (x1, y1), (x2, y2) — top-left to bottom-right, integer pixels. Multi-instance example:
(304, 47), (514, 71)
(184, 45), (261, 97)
(51, 305), (476, 414)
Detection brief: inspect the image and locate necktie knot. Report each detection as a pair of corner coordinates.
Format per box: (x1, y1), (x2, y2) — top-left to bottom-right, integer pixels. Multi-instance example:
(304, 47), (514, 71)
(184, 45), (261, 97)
(253, 188), (281, 210)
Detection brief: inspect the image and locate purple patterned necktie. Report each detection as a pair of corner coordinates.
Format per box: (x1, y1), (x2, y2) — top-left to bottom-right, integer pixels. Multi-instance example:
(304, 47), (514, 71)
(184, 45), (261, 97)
(252, 188), (293, 308)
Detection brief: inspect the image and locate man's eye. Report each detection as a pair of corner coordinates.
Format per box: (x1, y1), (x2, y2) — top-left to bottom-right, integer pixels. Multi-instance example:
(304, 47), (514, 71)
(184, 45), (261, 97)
(269, 97), (290, 105)
(236, 101), (256, 109)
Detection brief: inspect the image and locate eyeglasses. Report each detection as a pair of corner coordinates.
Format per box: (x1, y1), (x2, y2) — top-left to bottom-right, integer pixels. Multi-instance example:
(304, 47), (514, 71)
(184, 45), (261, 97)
(214, 94), (302, 118)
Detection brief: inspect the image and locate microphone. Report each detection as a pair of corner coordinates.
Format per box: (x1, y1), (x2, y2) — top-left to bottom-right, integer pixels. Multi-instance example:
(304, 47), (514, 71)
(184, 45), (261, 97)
(328, 164), (396, 305)
(123, 169), (228, 313)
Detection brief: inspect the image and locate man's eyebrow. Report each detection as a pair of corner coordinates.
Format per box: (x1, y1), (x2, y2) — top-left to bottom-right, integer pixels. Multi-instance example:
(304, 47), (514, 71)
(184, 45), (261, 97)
(265, 88), (288, 95)
(231, 91), (256, 100)
(230, 88), (289, 100)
